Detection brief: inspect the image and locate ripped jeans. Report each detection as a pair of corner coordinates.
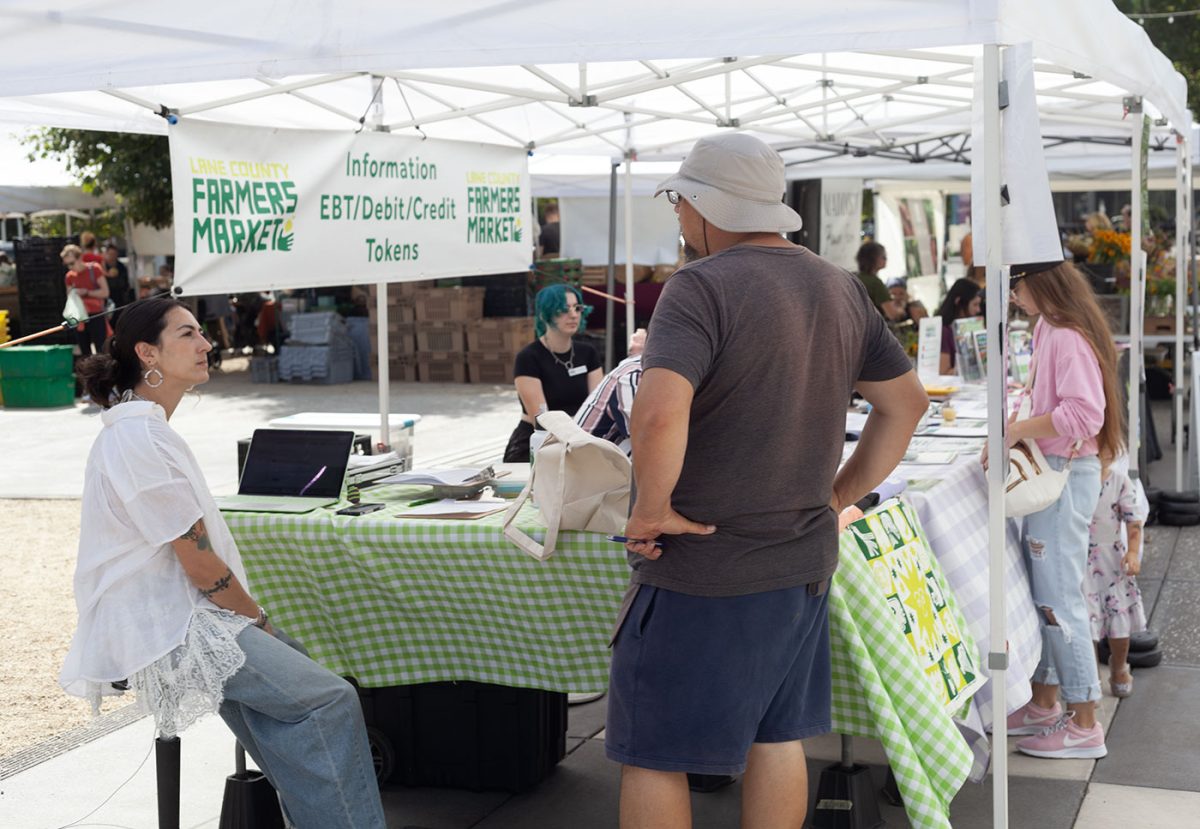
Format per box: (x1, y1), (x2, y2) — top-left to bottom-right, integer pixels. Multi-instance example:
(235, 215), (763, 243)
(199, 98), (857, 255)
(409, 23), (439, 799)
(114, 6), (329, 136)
(1021, 454), (1102, 704)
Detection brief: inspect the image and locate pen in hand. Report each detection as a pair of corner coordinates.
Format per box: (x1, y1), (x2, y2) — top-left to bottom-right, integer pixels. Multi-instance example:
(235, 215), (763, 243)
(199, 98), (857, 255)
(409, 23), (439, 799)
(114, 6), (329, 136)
(607, 535), (664, 548)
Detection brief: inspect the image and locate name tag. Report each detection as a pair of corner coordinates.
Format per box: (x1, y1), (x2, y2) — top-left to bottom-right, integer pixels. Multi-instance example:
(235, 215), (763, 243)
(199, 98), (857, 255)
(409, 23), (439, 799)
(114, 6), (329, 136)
(567, 365), (587, 377)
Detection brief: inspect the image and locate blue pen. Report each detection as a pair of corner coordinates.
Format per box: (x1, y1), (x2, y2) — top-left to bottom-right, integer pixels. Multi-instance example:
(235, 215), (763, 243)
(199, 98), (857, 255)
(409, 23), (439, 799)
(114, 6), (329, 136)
(607, 535), (664, 548)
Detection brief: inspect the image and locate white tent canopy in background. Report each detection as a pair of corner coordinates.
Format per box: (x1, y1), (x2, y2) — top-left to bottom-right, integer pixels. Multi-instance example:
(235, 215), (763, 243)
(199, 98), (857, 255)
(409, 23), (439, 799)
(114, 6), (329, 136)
(0, 5), (1187, 828)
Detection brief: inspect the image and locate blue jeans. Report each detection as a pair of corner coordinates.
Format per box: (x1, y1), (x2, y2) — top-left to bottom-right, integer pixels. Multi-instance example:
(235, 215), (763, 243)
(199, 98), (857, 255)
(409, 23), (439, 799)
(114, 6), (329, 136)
(1021, 455), (1102, 704)
(218, 625), (385, 829)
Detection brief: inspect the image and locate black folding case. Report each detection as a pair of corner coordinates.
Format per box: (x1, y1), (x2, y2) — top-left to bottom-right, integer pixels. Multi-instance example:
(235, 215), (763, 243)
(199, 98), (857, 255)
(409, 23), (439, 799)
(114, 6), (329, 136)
(356, 680), (568, 792)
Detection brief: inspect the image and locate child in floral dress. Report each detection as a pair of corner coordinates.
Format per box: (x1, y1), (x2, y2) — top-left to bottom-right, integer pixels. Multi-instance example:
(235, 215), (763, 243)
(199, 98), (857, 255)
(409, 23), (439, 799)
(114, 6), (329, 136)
(1086, 456), (1148, 698)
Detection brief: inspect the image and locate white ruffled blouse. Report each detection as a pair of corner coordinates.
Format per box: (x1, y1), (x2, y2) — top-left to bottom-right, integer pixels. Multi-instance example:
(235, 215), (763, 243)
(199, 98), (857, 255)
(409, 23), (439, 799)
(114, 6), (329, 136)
(60, 400), (254, 736)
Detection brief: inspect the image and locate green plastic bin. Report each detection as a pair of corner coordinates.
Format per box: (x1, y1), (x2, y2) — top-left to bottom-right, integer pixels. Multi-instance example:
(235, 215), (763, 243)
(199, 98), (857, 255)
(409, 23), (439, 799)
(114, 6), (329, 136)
(0, 376), (76, 408)
(0, 345), (75, 379)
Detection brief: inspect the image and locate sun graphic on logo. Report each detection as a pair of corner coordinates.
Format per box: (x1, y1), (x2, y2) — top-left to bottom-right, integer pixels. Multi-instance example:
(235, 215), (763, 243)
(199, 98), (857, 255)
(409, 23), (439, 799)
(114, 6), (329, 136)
(284, 219), (294, 232)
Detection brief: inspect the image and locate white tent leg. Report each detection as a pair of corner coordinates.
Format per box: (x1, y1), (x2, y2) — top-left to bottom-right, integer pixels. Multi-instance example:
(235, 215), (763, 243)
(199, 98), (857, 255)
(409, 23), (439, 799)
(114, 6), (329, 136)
(605, 162), (618, 372)
(1176, 134), (1189, 491)
(981, 43), (1009, 829)
(1130, 105), (1145, 477)
(624, 156), (635, 347)
(367, 73), (392, 453)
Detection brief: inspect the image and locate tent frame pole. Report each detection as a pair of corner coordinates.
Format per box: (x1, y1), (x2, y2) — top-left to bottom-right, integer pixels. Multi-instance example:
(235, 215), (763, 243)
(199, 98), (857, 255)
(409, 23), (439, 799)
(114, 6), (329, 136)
(623, 156), (635, 348)
(1176, 130), (1189, 491)
(605, 162), (618, 372)
(981, 42), (1009, 829)
(1130, 100), (1145, 478)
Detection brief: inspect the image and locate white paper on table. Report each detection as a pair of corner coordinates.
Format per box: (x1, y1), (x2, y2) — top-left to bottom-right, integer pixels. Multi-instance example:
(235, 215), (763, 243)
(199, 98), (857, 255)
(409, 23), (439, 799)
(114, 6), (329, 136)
(947, 402), (991, 419)
(348, 450), (399, 469)
(397, 498), (507, 517)
(378, 467), (485, 486)
(925, 425), (988, 438)
(904, 452), (959, 465)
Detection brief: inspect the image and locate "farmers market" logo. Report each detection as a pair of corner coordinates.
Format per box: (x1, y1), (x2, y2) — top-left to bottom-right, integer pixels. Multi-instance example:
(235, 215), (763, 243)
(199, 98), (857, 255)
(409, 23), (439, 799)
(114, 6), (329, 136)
(189, 157), (296, 254)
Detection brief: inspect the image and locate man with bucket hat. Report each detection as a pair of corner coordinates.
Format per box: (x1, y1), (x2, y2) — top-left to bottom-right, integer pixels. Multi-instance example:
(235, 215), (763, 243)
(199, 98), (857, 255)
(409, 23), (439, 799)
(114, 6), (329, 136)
(607, 133), (928, 828)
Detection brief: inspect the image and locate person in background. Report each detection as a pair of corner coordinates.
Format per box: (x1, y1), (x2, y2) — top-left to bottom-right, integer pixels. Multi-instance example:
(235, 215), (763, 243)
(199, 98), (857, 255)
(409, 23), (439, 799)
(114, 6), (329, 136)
(62, 243), (110, 358)
(1086, 454), (1148, 699)
(0, 253), (15, 287)
(103, 244), (132, 322)
(79, 231), (104, 267)
(140, 263), (173, 298)
(906, 300), (929, 323)
(503, 283), (603, 463)
(64, 298), (386, 828)
(539, 203), (561, 257)
(937, 278), (983, 374)
(997, 263), (1124, 760)
(574, 328), (647, 454)
(855, 242), (904, 320)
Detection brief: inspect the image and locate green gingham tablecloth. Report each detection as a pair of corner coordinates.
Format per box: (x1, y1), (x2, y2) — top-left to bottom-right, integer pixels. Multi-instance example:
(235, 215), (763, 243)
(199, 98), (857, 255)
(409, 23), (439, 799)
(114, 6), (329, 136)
(228, 490), (978, 822)
(830, 498), (984, 829)
(225, 491), (628, 694)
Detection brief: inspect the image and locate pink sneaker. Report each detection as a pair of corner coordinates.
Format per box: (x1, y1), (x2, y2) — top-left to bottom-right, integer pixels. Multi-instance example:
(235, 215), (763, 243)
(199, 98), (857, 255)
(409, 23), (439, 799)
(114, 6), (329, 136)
(1016, 713), (1107, 759)
(1005, 700), (1063, 736)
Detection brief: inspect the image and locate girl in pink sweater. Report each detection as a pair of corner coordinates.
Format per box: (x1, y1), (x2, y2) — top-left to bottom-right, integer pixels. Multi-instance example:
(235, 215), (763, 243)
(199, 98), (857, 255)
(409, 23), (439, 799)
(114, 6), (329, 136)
(1001, 263), (1125, 760)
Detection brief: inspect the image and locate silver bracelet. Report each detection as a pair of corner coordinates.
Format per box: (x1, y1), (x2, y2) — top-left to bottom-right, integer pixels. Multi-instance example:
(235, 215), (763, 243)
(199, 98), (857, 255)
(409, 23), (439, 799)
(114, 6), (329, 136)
(250, 605), (269, 628)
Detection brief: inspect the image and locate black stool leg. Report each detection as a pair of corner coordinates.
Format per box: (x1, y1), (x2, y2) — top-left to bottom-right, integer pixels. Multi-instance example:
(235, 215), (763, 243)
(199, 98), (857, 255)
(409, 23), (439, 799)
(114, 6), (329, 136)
(155, 736), (181, 829)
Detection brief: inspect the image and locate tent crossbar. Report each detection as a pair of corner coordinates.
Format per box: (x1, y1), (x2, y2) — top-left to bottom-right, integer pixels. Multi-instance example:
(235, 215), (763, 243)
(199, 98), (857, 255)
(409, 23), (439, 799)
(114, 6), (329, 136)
(383, 94), (533, 132)
(99, 88), (162, 113)
(590, 55), (783, 104)
(255, 77), (362, 124)
(594, 101), (721, 127)
(740, 70), (827, 135)
(395, 80), (527, 146)
(769, 58), (976, 91)
(175, 71), (362, 115)
(674, 83), (728, 123)
(536, 101), (628, 153)
(522, 64), (581, 100)
(381, 70), (570, 104)
(832, 104), (972, 140)
(532, 113), (663, 150)
(586, 58), (726, 91)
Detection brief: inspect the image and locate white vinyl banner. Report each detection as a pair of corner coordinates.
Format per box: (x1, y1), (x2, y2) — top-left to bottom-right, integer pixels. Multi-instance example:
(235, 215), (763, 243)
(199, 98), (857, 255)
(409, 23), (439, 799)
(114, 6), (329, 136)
(169, 120), (531, 295)
(819, 178), (864, 271)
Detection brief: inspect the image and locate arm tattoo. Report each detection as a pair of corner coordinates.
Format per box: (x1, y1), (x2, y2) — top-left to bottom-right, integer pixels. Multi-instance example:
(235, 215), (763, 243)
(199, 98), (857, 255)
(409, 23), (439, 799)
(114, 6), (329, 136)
(180, 521), (212, 552)
(199, 567), (234, 598)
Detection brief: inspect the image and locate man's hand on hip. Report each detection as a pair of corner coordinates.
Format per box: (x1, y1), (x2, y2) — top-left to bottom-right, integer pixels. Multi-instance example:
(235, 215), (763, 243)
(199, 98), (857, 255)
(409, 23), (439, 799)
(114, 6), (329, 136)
(623, 507), (715, 560)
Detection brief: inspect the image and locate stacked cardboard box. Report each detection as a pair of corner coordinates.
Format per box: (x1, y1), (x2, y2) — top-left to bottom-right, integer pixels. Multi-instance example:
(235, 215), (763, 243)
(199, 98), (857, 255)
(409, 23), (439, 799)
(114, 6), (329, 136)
(412, 286), (484, 383)
(465, 317), (534, 384)
(367, 282), (422, 381)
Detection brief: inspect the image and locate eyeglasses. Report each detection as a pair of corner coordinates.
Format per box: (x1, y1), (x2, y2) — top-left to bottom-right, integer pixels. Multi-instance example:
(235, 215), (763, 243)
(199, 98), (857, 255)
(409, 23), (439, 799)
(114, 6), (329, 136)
(561, 303), (593, 316)
(664, 190), (681, 205)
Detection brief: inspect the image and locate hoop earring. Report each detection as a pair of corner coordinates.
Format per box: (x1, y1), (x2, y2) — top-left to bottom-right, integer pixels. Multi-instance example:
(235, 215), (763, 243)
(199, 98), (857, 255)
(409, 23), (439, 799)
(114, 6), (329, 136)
(143, 368), (164, 388)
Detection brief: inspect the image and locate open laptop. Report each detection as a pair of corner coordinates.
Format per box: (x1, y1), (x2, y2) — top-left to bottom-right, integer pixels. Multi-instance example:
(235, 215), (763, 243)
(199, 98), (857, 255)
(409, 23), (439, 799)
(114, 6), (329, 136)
(217, 429), (355, 513)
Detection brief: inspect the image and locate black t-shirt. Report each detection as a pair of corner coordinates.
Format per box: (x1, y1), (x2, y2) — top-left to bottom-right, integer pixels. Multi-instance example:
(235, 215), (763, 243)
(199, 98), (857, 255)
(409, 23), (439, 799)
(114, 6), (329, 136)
(513, 338), (601, 416)
(539, 222), (561, 256)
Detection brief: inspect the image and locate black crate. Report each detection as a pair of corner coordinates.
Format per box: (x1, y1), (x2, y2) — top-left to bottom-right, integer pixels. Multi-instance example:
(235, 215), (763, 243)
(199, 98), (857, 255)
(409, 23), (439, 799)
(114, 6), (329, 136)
(355, 680), (567, 792)
(16, 236), (71, 338)
(461, 273), (532, 317)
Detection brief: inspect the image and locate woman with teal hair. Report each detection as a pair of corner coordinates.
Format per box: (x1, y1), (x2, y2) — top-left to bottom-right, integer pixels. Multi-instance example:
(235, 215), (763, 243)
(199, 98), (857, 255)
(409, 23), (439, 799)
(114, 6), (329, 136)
(503, 283), (603, 462)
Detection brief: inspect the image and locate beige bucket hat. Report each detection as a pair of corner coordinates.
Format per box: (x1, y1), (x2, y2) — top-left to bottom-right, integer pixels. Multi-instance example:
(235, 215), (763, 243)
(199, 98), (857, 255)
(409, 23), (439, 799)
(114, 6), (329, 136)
(655, 133), (802, 233)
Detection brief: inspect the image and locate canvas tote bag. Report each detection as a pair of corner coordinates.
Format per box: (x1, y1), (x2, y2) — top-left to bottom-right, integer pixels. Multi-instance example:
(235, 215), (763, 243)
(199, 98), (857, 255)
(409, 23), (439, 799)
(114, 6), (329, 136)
(502, 410), (631, 561)
(1005, 358), (1079, 518)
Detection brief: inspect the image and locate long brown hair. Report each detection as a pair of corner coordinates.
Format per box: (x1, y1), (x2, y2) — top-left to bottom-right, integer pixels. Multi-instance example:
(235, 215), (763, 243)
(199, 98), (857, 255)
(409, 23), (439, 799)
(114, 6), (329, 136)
(1021, 262), (1125, 459)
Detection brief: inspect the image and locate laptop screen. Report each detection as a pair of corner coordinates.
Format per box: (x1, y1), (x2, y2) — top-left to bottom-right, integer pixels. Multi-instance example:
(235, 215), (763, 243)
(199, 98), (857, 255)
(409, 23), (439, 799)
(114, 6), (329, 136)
(239, 429), (355, 498)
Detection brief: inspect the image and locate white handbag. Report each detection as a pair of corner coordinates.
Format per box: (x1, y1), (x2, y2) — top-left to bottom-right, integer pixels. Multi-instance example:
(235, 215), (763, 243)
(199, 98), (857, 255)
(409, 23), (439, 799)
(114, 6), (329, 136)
(502, 410), (631, 561)
(1005, 359), (1079, 518)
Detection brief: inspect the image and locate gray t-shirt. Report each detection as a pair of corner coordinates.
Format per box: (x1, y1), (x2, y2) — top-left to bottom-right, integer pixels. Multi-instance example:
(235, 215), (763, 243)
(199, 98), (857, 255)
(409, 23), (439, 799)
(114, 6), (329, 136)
(633, 244), (913, 597)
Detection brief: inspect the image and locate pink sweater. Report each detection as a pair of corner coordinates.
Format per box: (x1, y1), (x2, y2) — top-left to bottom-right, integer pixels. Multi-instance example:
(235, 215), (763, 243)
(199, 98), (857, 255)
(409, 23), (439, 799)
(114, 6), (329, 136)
(1025, 318), (1106, 458)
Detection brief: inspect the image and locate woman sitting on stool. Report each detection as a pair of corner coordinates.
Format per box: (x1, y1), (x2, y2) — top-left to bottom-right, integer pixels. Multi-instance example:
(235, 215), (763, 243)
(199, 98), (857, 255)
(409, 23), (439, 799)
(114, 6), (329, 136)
(60, 297), (385, 829)
(503, 283), (603, 462)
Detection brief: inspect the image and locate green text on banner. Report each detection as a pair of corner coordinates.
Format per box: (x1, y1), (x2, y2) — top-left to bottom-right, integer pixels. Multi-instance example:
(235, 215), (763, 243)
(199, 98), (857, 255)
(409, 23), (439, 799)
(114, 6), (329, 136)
(168, 120), (531, 296)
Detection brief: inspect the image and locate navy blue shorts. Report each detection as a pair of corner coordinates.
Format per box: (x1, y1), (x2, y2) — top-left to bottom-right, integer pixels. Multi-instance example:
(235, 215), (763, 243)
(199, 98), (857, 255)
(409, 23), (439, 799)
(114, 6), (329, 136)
(605, 581), (832, 775)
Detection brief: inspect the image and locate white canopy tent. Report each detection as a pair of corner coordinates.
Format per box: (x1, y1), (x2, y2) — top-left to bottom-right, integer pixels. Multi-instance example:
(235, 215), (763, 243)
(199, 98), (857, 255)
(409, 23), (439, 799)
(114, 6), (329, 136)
(0, 4), (1187, 826)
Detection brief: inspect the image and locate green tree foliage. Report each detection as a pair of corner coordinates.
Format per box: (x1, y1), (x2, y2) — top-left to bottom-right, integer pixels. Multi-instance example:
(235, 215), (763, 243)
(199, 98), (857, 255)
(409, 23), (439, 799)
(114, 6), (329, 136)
(24, 129), (172, 229)
(1116, 2), (1200, 116)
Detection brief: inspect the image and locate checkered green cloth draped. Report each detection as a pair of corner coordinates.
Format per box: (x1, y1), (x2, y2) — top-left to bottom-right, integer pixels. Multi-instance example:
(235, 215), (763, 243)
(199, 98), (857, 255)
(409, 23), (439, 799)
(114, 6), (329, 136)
(225, 490), (629, 694)
(829, 498), (983, 829)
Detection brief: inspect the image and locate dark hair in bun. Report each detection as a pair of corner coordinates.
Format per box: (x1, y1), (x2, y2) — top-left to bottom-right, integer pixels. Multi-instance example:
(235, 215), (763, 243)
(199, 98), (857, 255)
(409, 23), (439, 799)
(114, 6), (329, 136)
(77, 297), (185, 407)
